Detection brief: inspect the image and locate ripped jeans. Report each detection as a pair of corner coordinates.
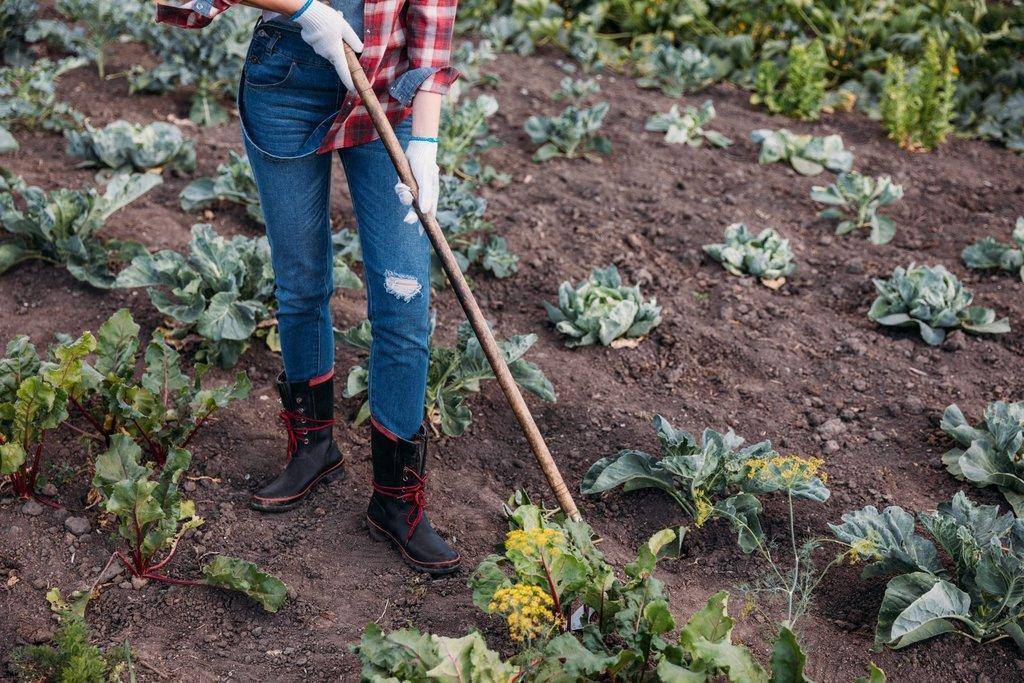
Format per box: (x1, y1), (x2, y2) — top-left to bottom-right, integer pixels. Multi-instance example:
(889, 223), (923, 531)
(240, 22), (430, 439)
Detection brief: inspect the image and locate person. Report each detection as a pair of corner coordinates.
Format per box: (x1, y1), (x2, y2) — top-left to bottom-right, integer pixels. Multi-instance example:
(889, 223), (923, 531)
(156, 0), (461, 575)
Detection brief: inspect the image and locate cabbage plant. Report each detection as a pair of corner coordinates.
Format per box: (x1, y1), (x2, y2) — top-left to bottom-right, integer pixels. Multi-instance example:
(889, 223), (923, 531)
(0, 170), (160, 287)
(645, 100), (732, 147)
(66, 120), (196, 175)
(0, 57), (85, 152)
(962, 217), (1024, 282)
(635, 43), (715, 96)
(750, 128), (853, 176)
(811, 172), (904, 245)
(524, 102), (611, 162)
(439, 94), (507, 185)
(433, 174), (517, 286)
(703, 223), (795, 286)
(868, 264), (1010, 345)
(180, 150), (262, 224)
(941, 400), (1024, 516)
(543, 266), (661, 348)
(831, 492), (1024, 651)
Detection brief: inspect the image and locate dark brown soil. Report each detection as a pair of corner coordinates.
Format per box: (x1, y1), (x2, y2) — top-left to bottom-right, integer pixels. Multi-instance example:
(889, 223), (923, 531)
(3, 24), (1024, 683)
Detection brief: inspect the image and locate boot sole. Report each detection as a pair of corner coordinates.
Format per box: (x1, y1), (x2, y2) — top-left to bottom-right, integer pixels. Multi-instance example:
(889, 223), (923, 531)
(249, 459), (345, 513)
(366, 515), (461, 576)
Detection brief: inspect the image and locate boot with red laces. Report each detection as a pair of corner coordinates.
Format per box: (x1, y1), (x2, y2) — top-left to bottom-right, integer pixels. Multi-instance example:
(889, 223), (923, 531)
(250, 371), (343, 512)
(367, 420), (460, 575)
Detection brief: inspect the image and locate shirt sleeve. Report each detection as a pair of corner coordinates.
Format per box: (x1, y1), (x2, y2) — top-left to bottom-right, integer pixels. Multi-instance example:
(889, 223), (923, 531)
(155, 0), (244, 29)
(405, 0), (460, 96)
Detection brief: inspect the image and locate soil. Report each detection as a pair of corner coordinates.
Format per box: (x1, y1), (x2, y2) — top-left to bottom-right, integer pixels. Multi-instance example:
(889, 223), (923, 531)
(3, 14), (1024, 683)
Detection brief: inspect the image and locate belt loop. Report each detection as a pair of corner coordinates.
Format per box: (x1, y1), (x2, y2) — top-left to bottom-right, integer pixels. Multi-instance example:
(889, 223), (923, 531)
(267, 30), (283, 54)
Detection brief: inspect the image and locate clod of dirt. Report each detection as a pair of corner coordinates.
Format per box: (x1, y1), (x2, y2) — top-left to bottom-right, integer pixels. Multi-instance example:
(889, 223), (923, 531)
(63, 516), (91, 536)
(21, 500), (44, 516)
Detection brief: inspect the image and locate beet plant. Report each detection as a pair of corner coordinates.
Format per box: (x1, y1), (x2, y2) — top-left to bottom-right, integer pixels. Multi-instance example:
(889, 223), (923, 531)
(832, 492), (1024, 650)
(645, 100), (732, 148)
(962, 217), (1024, 282)
(45, 309), (250, 467)
(543, 266), (661, 348)
(941, 400), (1024, 516)
(868, 264), (1010, 346)
(338, 318), (554, 437)
(180, 150), (263, 224)
(704, 223), (795, 287)
(524, 102), (611, 161)
(750, 128), (853, 176)
(66, 120), (196, 176)
(635, 42), (715, 96)
(92, 434), (286, 610)
(811, 171), (904, 245)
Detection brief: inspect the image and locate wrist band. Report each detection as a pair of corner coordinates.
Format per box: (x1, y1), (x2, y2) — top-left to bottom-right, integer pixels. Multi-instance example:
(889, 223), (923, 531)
(410, 135), (439, 144)
(290, 0), (314, 21)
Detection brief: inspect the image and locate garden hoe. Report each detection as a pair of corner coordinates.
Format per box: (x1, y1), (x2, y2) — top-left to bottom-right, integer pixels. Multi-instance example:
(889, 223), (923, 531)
(342, 45), (581, 522)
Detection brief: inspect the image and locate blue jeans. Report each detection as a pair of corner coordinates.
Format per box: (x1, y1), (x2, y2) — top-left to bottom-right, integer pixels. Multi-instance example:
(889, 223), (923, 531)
(239, 22), (430, 440)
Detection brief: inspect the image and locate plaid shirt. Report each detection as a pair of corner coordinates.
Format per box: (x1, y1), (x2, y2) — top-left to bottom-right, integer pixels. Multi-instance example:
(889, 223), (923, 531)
(156, 0), (459, 151)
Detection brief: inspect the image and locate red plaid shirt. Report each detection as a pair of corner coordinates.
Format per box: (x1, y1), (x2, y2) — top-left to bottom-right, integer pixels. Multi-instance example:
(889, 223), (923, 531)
(156, 0), (459, 151)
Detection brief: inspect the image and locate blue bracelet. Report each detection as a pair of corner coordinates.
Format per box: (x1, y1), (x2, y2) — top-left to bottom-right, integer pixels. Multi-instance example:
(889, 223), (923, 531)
(410, 135), (439, 144)
(290, 0), (314, 21)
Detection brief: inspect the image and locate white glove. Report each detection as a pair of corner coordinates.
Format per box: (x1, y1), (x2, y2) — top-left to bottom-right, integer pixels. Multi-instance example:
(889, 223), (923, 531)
(293, 1), (364, 92)
(394, 139), (439, 224)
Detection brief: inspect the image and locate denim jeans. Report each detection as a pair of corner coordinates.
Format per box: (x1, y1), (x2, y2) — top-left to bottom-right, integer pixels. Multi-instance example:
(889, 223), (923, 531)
(239, 22), (430, 439)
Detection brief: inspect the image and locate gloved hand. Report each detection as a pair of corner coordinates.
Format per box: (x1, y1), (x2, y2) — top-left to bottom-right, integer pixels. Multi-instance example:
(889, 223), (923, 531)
(394, 139), (439, 224)
(293, 1), (364, 92)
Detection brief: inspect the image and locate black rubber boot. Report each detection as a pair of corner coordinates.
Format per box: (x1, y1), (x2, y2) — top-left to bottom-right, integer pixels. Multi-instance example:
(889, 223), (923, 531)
(367, 421), (460, 575)
(250, 372), (344, 512)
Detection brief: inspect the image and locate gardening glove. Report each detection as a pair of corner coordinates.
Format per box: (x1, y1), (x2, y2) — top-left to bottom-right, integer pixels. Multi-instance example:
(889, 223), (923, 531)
(395, 139), (439, 224)
(293, 1), (364, 93)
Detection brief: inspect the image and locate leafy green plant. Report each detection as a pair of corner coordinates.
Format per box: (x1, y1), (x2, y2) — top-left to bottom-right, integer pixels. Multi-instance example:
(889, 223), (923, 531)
(752, 39), (828, 121)
(180, 150), (263, 224)
(338, 317), (554, 436)
(524, 102), (611, 161)
(967, 91), (1024, 153)
(127, 5), (254, 125)
(0, 336), (68, 504)
(438, 94), (508, 185)
(962, 217), (1024, 282)
(0, 0), (38, 66)
(0, 57), (85, 152)
(432, 174), (518, 286)
(543, 265), (661, 348)
(704, 223), (795, 286)
(45, 309), (250, 468)
(54, 0), (134, 79)
(645, 100), (732, 147)
(810, 172), (904, 245)
(636, 42), (715, 96)
(941, 400), (1024, 516)
(832, 492), (1024, 651)
(450, 39), (498, 96)
(11, 608), (129, 682)
(880, 34), (956, 151)
(0, 170), (160, 287)
(66, 120), (196, 175)
(92, 434), (287, 610)
(552, 76), (599, 102)
(868, 263), (1010, 345)
(750, 128), (853, 175)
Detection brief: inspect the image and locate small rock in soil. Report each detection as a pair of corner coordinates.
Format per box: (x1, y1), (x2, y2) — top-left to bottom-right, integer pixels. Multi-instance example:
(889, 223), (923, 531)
(943, 330), (968, 351)
(817, 417), (846, 438)
(131, 576), (148, 590)
(63, 516), (90, 536)
(823, 439), (841, 454)
(97, 561), (124, 584)
(22, 500), (44, 516)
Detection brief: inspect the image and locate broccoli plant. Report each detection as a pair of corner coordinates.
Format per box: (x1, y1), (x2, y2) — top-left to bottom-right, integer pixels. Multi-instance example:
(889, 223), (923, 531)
(45, 309), (251, 467)
(962, 217), (1024, 282)
(438, 94), (507, 185)
(635, 43), (715, 96)
(868, 264), (1010, 345)
(750, 128), (853, 176)
(53, 0), (135, 79)
(432, 174), (518, 286)
(543, 266), (661, 348)
(524, 102), (611, 161)
(704, 223), (795, 287)
(645, 100), (732, 147)
(180, 150), (263, 224)
(881, 34), (956, 151)
(91, 434), (286, 610)
(0, 336), (68, 505)
(832, 492), (1024, 651)
(751, 39), (828, 121)
(338, 318), (555, 437)
(810, 172), (904, 245)
(66, 120), (196, 175)
(0, 170), (160, 288)
(941, 400), (1024, 516)
(552, 76), (599, 103)
(0, 57), (85, 152)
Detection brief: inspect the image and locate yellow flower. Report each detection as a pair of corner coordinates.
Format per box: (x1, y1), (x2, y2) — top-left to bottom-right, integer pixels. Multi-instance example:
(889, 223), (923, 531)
(488, 584), (561, 642)
(747, 455), (826, 486)
(505, 528), (564, 558)
(847, 538), (881, 564)
(694, 493), (713, 528)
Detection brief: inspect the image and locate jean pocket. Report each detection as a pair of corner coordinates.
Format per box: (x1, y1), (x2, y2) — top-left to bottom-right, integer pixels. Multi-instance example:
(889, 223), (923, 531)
(243, 49), (296, 90)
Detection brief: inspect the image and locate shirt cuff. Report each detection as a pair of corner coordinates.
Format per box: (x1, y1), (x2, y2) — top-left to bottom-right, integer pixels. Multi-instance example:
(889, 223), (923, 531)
(388, 66), (462, 105)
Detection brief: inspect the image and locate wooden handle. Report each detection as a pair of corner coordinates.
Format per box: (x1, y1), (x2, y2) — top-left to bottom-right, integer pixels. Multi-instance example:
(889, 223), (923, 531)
(342, 46), (580, 521)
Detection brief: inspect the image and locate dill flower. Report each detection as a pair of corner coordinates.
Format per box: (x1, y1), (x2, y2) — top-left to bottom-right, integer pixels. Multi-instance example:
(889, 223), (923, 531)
(694, 493), (713, 527)
(488, 584), (561, 642)
(504, 528), (565, 558)
(847, 538), (881, 564)
(747, 455), (827, 487)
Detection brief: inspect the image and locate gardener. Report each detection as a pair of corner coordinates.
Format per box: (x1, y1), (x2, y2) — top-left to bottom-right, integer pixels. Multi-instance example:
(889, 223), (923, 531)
(157, 0), (461, 575)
